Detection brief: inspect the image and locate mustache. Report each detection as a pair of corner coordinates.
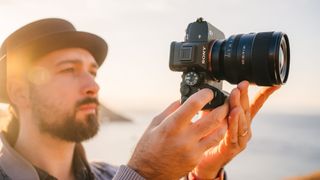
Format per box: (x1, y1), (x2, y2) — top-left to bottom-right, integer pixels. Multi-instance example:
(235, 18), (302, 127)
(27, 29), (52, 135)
(76, 97), (100, 108)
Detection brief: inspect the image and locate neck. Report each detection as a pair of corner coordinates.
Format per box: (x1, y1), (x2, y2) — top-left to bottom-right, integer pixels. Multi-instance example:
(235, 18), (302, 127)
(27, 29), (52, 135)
(14, 116), (76, 180)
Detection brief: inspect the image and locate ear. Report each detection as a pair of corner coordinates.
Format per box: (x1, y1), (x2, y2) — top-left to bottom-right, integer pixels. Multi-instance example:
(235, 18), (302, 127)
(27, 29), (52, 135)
(6, 78), (31, 108)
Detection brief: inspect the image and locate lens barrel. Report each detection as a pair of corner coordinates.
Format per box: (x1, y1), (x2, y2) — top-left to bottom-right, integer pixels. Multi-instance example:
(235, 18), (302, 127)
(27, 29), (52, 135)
(210, 32), (290, 86)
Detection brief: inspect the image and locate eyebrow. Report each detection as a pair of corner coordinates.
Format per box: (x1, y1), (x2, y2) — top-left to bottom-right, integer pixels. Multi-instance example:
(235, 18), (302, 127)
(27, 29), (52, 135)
(55, 59), (98, 69)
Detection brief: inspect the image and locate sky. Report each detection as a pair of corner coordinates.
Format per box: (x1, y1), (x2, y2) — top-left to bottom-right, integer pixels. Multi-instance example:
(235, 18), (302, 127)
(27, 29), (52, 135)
(0, 0), (319, 116)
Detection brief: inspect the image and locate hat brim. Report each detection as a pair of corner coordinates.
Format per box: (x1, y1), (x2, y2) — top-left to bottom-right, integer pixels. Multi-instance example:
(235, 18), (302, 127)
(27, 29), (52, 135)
(10, 31), (108, 66)
(0, 31), (108, 103)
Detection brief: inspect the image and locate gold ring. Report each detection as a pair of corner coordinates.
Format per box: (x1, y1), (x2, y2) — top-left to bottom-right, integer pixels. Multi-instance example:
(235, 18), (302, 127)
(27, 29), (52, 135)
(239, 130), (248, 137)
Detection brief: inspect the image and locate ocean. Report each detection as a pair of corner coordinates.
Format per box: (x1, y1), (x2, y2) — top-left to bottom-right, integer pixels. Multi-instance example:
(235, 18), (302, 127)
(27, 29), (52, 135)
(83, 112), (320, 180)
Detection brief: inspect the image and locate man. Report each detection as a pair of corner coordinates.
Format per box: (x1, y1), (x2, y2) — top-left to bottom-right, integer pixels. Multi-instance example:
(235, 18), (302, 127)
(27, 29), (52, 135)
(0, 18), (279, 180)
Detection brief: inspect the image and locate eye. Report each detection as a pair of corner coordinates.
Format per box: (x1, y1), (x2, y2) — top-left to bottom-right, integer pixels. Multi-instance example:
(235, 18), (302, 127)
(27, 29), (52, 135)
(90, 71), (97, 77)
(60, 67), (75, 73)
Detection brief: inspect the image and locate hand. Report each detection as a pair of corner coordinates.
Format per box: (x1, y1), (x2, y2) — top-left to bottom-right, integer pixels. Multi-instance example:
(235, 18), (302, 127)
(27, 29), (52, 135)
(127, 89), (229, 180)
(192, 81), (281, 179)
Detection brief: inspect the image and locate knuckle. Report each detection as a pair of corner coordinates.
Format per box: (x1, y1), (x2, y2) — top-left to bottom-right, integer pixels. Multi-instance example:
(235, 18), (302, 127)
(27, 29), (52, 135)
(188, 98), (203, 109)
(228, 142), (238, 149)
(151, 116), (161, 124)
(150, 115), (166, 128)
(158, 124), (175, 137)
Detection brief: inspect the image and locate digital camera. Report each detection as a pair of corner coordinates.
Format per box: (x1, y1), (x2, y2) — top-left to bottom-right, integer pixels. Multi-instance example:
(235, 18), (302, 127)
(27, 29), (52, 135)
(169, 18), (290, 109)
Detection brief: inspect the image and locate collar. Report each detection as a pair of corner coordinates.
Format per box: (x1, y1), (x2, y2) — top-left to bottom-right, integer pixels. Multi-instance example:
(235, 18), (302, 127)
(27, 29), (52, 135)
(0, 132), (93, 180)
(34, 143), (93, 180)
(0, 132), (40, 180)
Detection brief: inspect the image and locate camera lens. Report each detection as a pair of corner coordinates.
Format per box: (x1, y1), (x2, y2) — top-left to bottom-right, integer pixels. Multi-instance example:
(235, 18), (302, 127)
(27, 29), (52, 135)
(278, 36), (289, 83)
(279, 47), (284, 72)
(210, 32), (290, 86)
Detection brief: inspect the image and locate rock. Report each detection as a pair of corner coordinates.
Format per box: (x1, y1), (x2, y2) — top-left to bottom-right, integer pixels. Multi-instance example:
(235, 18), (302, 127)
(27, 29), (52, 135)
(98, 105), (131, 123)
(285, 171), (320, 180)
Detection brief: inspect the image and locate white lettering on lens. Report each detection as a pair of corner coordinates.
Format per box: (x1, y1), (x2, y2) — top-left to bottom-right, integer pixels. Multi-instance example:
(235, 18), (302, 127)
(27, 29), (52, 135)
(241, 45), (246, 65)
(225, 40), (233, 59)
(202, 46), (206, 64)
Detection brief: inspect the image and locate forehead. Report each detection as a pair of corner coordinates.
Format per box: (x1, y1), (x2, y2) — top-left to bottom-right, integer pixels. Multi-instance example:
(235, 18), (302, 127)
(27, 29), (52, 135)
(34, 48), (97, 67)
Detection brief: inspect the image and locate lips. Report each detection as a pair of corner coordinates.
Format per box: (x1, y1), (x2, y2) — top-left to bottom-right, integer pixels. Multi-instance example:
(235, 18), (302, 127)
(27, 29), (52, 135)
(78, 103), (98, 114)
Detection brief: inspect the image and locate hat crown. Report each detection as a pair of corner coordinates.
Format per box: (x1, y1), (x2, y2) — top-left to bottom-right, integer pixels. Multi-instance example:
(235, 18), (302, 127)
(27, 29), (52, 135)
(5, 18), (76, 52)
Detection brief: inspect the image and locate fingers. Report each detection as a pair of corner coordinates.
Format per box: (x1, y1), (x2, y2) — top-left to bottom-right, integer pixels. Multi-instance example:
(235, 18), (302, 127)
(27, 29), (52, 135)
(192, 100), (229, 137)
(225, 106), (251, 153)
(198, 120), (228, 150)
(237, 108), (250, 147)
(227, 82), (251, 146)
(168, 89), (214, 126)
(225, 107), (240, 145)
(150, 100), (181, 128)
(236, 82), (250, 147)
(250, 85), (281, 120)
(237, 81), (250, 113)
(229, 88), (241, 109)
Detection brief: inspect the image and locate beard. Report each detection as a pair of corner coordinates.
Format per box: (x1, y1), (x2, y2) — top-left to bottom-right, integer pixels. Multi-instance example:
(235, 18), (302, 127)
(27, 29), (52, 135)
(29, 86), (100, 143)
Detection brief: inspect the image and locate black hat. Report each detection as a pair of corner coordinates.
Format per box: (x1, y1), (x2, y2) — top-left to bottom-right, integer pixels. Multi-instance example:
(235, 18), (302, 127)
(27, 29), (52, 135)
(0, 18), (108, 103)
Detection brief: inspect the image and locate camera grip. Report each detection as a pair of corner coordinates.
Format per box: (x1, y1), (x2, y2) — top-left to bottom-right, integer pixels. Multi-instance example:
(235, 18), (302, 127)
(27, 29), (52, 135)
(180, 83), (229, 110)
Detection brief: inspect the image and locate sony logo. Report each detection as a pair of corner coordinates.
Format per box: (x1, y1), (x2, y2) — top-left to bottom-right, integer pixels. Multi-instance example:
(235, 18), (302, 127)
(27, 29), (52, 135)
(202, 46), (206, 64)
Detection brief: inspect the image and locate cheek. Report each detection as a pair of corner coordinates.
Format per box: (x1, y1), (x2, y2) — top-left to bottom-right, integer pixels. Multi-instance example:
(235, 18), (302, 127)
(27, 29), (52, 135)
(34, 78), (79, 108)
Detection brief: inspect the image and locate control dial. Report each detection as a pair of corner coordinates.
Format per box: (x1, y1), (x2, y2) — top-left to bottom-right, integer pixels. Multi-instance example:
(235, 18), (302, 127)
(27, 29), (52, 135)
(184, 72), (200, 86)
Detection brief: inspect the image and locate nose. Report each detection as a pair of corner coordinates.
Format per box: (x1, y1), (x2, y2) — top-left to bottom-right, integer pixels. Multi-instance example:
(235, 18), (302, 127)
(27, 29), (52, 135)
(80, 72), (100, 97)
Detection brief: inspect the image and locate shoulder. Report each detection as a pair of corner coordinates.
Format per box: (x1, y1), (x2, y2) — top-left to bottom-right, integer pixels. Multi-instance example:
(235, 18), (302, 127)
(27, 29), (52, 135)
(90, 162), (118, 180)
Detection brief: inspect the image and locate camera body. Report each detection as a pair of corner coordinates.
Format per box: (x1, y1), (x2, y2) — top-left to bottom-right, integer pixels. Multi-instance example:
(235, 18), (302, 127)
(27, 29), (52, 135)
(169, 18), (290, 109)
(169, 18), (228, 109)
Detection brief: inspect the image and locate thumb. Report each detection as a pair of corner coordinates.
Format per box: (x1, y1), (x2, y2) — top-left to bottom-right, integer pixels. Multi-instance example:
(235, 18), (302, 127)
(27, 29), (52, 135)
(250, 85), (281, 120)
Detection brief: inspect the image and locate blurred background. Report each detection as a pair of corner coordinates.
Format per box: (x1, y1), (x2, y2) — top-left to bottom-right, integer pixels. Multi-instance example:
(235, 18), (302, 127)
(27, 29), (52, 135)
(0, 0), (319, 179)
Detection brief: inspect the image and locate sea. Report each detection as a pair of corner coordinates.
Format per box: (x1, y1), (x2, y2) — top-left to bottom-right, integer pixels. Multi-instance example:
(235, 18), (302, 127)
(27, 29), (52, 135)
(83, 112), (320, 180)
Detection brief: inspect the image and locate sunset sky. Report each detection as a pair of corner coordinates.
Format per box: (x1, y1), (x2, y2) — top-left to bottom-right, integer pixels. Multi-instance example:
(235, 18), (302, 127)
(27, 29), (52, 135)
(0, 0), (319, 116)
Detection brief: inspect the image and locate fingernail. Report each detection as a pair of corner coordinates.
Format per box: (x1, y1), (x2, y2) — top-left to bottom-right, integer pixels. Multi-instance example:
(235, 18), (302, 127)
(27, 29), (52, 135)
(202, 88), (214, 100)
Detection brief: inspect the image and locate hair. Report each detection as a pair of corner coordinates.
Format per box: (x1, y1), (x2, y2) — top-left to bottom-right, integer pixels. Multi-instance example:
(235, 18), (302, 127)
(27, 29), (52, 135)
(3, 104), (20, 145)
(3, 55), (33, 145)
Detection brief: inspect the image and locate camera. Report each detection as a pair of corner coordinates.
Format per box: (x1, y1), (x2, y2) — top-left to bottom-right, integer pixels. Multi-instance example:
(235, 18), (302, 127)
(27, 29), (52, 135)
(169, 18), (290, 109)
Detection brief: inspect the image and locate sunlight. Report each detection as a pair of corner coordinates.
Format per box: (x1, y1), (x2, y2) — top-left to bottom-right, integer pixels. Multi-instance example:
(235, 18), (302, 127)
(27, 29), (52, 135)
(0, 103), (9, 110)
(27, 66), (51, 86)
